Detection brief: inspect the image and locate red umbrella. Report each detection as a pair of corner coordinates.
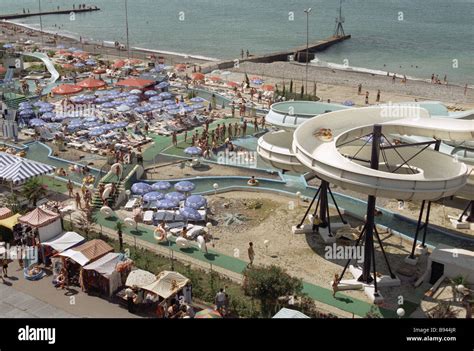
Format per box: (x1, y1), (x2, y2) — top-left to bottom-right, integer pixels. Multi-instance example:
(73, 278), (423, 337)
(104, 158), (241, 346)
(51, 84), (83, 95)
(56, 50), (72, 56)
(175, 63), (187, 71)
(78, 78), (106, 89)
(209, 76), (222, 82)
(93, 68), (106, 74)
(192, 73), (205, 81)
(194, 308), (222, 319)
(227, 81), (239, 87)
(116, 78), (155, 89)
(61, 64), (75, 70)
(262, 84), (274, 91)
(113, 60), (126, 69)
(0, 66), (6, 74)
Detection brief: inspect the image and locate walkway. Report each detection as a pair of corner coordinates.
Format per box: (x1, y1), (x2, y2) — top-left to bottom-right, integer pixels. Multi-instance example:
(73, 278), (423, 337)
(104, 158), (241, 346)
(96, 212), (417, 318)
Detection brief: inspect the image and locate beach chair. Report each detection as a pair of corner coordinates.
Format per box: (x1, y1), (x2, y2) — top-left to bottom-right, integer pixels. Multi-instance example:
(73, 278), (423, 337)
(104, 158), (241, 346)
(124, 198), (138, 211)
(154, 211), (166, 222)
(198, 209), (207, 221)
(143, 210), (154, 224)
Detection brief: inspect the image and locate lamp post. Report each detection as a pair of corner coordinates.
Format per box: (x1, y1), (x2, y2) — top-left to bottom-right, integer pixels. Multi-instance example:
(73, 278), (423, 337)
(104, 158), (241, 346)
(38, 0), (44, 46)
(213, 183), (219, 196)
(396, 307), (405, 319)
(296, 191), (301, 207)
(124, 0), (131, 59)
(304, 8), (312, 97)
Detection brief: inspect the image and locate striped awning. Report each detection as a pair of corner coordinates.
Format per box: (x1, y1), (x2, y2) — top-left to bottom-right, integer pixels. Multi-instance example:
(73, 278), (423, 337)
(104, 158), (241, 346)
(0, 207), (13, 220)
(0, 152), (55, 185)
(19, 207), (60, 228)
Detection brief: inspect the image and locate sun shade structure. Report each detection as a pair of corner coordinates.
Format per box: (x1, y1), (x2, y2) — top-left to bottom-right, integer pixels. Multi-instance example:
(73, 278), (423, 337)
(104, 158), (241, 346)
(0, 214), (21, 230)
(273, 307), (310, 319)
(125, 269), (156, 288)
(141, 271), (190, 299)
(52, 84), (83, 95)
(0, 153), (55, 185)
(78, 78), (106, 89)
(41, 231), (85, 253)
(115, 78), (155, 89)
(191, 73), (205, 81)
(58, 239), (114, 267)
(19, 207), (60, 228)
(0, 207), (13, 220)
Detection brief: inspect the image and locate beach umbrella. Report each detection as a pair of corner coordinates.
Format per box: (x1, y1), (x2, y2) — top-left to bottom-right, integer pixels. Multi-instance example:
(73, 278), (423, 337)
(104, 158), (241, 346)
(101, 102), (115, 109)
(68, 47), (79, 52)
(343, 100), (355, 106)
(93, 68), (106, 75)
(194, 308), (222, 319)
(78, 78), (106, 89)
(88, 127), (105, 136)
(149, 95), (163, 102)
(38, 106), (54, 113)
(165, 192), (186, 202)
(143, 192), (165, 202)
(167, 109), (179, 115)
(252, 79), (263, 85)
(84, 116), (98, 122)
(19, 102), (32, 109)
(159, 92), (172, 100)
(29, 118), (46, 127)
(208, 76), (222, 83)
(155, 81), (170, 90)
(94, 97), (111, 104)
(83, 122), (102, 128)
(19, 109), (35, 116)
(41, 112), (56, 120)
(113, 121), (129, 128)
(150, 103), (164, 110)
(174, 181), (195, 193)
(52, 84), (83, 95)
(3, 44), (14, 49)
(262, 84), (274, 91)
(211, 69), (222, 75)
(184, 146), (202, 156)
(162, 100), (175, 106)
(117, 104), (131, 112)
(144, 90), (158, 97)
(74, 63), (85, 68)
(157, 199), (179, 209)
(85, 60), (97, 66)
(131, 182), (152, 195)
(190, 97), (205, 103)
(56, 44), (66, 49)
(130, 89), (142, 95)
(227, 81), (239, 88)
(118, 92), (131, 98)
(151, 181), (171, 191)
(179, 207), (202, 221)
(192, 73), (205, 81)
(185, 195), (207, 209)
(113, 60), (126, 69)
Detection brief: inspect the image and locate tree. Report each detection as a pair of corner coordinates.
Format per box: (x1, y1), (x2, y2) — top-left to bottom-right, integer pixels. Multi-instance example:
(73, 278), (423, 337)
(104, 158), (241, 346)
(243, 265), (303, 317)
(116, 221), (124, 252)
(0, 193), (21, 214)
(429, 302), (459, 319)
(22, 178), (48, 207)
(282, 82), (286, 96)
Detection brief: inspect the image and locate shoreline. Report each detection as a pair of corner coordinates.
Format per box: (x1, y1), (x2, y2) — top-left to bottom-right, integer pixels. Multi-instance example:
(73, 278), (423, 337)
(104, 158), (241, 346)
(3, 20), (472, 88)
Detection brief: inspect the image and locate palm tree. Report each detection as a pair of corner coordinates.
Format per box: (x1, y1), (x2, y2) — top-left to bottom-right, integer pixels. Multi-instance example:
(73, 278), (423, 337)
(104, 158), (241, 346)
(22, 178), (48, 207)
(116, 221), (124, 252)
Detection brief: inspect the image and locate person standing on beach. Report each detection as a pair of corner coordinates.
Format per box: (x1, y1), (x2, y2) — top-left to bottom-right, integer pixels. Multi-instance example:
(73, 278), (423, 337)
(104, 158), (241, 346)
(357, 83), (362, 95)
(376, 90), (381, 103)
(464, 84), (468, 96)
(392, 74), (396, 84)
(365, 91), (369, 105)
(241, 49), (244, 59)
(172, 131), (177, 147)
(67, 180), (74, 198)
(332, 274), (340, 297)
(242, 120), (247, 137)
(247, 242), (255, 267)
(254, 117), (259, 132)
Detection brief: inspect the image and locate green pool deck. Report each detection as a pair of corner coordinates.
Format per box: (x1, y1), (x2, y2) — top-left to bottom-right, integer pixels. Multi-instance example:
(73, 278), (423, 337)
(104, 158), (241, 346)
(96, 212), (417, 318)
(143, 118), (258, 162)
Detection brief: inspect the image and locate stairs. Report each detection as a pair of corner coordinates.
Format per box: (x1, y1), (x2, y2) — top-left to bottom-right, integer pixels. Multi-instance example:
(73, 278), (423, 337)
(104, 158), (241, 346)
(91, 179), (126, 209)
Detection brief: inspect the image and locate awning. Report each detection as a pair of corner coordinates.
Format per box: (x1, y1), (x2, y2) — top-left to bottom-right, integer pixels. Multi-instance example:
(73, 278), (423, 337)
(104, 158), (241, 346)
(141, 271), (189, 299)
(41, 231), (85, 253)
(0, 213), (21, 230)
(0, 152), (55, 185)
(58, 239), (113, 266)
(125, 269), (156, 288)
(115, 78), (154, 89)
(19, 207), (60, 228)
(0, 207), (13, 220)
(272, 308), (310, 319)
(83, 252), (122, 278)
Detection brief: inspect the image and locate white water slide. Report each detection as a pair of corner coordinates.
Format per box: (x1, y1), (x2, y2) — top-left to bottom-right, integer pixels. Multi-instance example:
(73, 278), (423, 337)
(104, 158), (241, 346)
(258, 104), (474, 201)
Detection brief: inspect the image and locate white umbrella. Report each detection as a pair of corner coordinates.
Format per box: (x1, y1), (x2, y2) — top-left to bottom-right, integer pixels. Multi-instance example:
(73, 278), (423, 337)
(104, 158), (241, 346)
(130, 89), (142, 95)
(117, 104), (131, 112)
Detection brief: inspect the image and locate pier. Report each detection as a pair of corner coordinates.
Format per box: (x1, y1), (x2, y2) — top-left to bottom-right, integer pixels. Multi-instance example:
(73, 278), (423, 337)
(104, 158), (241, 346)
(0, 6), (100, 21)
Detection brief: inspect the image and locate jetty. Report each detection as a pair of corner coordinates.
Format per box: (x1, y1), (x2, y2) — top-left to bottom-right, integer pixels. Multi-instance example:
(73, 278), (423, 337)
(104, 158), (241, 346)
(0, 6), (100, 21)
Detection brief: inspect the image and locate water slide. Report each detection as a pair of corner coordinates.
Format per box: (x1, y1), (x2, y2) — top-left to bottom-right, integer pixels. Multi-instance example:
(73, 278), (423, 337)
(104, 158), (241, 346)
(258, 104), (474, 201)
(22, 52), (60, 92)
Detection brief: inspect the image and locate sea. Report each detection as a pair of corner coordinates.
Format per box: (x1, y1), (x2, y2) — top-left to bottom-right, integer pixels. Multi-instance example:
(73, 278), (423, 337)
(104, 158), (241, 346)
(2, 0), (473, 85)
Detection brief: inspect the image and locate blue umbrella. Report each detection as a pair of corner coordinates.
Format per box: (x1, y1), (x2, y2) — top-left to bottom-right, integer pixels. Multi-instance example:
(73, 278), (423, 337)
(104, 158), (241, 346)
(167, 109), (179, 115)
(68, 47), (79, 52)
(185, 195), (207, 209)
(40, 112), (56, 120)
(56, 44), (66, 49)
(343, 100), (355, 106)
(74, 63), (85, 68)
(113, 121), (129, 128)
(85, 60), (97, 66)
(184, 146), (202, 156)
(131, 182), (152, 195)
(83, 121), (102, 128)
(157, 199), (179, 209)
(180, 207), (202, 221)
(165, 192), (187, 202)
(144, 90), (158, 97)
(163, 100), (176, 106)
(159, 92), (172, 100)
(38, 106), (54, 113)
(149, 95), (163, 102)
(51, 115), (66, 122)
(19, 109), (35, 116)
(174, 181), (195, 193)
(19, 102), (32, 109)
(3, 44), (14, 49)
(118, 92), (131, 98)
(29, 118), (46, 127)
(192, 104), (204, 110)
(151, 181), (171, 191)
(252, 79), (263, 85)
(155, 81), (170, 89)
(150, 103), (164, 110)
(88, 127), (105, 136)
(143, 191), (165, 202)
(84, 116), (98, 122)
(190, 97), (205, 103)
(101, 102), (115, 109)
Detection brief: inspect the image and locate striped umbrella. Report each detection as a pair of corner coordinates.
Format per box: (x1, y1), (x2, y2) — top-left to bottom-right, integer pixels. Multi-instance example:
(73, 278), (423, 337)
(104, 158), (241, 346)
(195, 308), (222, 319)
(131, 182), (152, 195)
(184, 147), (202, 156)
(165, 192), (186, 202)
(174, 181), (195, 193)
(143, 191), (165, 202)
(185, 195), (207, 209)
(157, 199), (179, 209)
(179, 207), (202, 221)
(151, 181), (171, 191)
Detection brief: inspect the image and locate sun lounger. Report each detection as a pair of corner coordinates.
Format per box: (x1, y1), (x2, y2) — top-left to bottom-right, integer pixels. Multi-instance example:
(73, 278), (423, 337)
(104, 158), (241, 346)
(198, 209), (207, 221)
(124, 198), (138, 211)
(143, 210), (154, 224)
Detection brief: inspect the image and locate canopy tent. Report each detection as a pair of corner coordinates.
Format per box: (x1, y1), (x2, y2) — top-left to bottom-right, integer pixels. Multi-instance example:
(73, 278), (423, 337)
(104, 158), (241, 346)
(51, 84), (83, 95)
(0, 207), (13, 220)
(125, 269), (156, 288)
(82, 252), (130, 296)
(0, 213), (21, 230)
(41, 231), (85, 253)
(0, 152), (55, 185)
(78, 78), (106, 89)
(19, 207), (62, 242)
(272, 307), (310, 319)
(141, 271), (189, 299)
(58, 239), (113, 267)
(115, 78), (155, 89)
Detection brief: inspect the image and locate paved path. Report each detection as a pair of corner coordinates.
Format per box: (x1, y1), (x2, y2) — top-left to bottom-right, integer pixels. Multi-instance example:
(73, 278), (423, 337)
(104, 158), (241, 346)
(0, 282), (76, 318)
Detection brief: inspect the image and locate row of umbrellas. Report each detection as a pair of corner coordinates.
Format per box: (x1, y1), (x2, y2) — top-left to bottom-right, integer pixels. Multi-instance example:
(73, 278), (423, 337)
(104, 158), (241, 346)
(131, 181), (196, 194)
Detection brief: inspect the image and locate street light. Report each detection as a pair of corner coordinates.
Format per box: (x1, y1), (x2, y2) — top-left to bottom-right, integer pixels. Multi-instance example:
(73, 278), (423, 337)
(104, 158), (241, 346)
(38, 0), (44, 46)
(304, 8), (312, 96)
(124, 0), (131, 59)
(396, 307), (405, 318)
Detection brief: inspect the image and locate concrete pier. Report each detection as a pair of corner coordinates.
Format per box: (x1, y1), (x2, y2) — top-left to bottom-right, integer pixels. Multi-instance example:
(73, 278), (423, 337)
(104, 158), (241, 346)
(0, 6), (100, 20)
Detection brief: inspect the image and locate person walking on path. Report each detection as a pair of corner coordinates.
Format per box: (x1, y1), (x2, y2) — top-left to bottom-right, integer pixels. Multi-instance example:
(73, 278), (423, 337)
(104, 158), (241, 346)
(67, 180), (74, 198)
(247, 242), (255, 267)
(357, 83), (362, 95)
(332, 273), (340, 298)
(365, 91), (369, 105)
(376, 90), (381, 103)
(75, 192), (82, 209)
(172, 131), (178, 147)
